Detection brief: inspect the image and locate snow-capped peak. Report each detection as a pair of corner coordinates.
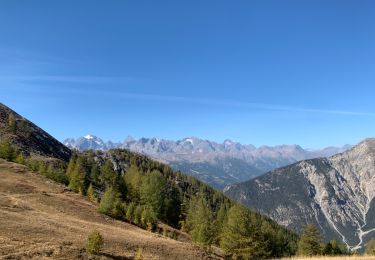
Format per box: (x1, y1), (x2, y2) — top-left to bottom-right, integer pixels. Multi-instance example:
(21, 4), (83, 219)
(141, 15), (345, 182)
(183, 138), (194, 145)
(84, 134), (95, 140)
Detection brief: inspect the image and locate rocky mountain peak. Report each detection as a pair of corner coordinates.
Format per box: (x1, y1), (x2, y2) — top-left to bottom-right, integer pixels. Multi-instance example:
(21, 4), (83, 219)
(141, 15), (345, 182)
(225, 138), (375, 251)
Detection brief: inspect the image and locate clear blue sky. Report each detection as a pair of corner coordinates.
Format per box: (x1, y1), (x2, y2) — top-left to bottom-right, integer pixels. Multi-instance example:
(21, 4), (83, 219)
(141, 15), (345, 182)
(1, 1), (375, 148)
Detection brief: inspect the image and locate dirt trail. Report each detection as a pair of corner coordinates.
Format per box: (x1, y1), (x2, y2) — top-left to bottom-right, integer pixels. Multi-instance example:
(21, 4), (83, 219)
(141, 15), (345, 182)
(0, 160), (216, 259)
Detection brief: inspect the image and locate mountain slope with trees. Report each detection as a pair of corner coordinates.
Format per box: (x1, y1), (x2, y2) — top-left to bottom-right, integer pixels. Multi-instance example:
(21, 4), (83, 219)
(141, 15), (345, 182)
(0, 103), (71, 162)
(225, 139), (375, 252)
(0, 103), (299, 259)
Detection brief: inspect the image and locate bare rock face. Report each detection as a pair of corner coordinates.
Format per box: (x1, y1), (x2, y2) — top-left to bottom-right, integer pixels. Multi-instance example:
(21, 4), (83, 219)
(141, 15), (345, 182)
(224, 139), (375, 251)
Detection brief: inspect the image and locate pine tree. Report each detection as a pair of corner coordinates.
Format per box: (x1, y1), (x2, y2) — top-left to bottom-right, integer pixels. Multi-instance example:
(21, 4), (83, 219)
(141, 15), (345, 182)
(141, 206), (157, 231)
(297, 224), (322, 256)
(140, 170), (167, 219)
(7, 114), (17, 134)
(0, 140), (16, 161)
(98, 187), (123, 219)
(124, 165), (142, 202)
(86, 230), (104, 254)
(134, 205), (143, 226)
(186, 195), (214, 248)
(100, 160), (118, 188)
(68, 157), (87, 194)
(220, 204), (270, 259)
(66, 154), (77, 180)
(126, 202), (136, 223)
(87, 183), (97, 203)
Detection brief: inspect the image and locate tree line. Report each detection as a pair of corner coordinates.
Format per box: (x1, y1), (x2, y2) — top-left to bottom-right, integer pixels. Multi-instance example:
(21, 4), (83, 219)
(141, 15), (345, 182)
(64, 149), (298, 259)
(2, 121), (372, 260)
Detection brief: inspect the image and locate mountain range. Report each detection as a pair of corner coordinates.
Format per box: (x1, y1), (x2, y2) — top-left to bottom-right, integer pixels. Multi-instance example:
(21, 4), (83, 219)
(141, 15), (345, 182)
(224, 139), (375, 251)
(64, 135), (351, 189)
(0, 102), (297, 259)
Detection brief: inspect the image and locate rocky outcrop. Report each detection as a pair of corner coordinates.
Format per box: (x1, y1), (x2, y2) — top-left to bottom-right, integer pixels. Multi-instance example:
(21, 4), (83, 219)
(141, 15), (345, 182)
(224, 139), (375, 250)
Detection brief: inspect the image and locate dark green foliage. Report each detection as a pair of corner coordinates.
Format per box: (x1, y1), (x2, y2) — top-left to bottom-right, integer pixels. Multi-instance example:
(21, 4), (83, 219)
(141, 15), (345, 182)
(141, 206), (157, 231)
(68, 156), (87, 194)
(98, 187), (123, 219)
(100, 160), (118, 188)
(60, 149), (299, 258)
(134, 205), (143, 225)
(0, 140), (16, 161)
(140, 170), (166, 218)
(323, 240), (348, 255)
(366, 239), (375, 255)
(220, 204), (270, 259)
(126, 202), (136, 222)
(297, 224), (322, 256)
(186, 195), (214, 247)
(86, 230), (104, 254)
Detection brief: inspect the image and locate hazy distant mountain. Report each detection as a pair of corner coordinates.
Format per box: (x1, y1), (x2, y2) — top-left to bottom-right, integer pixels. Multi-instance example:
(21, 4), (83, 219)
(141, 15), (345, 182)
(224, 139), (375, 251)
(64, 135), (351, 189)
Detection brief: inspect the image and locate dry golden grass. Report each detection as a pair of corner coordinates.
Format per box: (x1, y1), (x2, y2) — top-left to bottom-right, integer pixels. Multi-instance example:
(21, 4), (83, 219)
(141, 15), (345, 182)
(0, 159), (219, 259)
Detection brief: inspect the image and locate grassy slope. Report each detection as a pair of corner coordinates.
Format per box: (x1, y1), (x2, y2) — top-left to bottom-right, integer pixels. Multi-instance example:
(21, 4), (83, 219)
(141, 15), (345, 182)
(0, 159), (218, 260)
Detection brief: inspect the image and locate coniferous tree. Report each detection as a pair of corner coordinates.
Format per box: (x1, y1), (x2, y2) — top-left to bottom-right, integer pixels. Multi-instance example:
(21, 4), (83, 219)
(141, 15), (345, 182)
(100, 160), (118, 188)
(68, 157), (87, 194)
(87, 183), (97, 203)
(140, 170), (167, 219)
(297, 224), (322, 256)
(141, 206), (157, 231)
(220, 204), (270, 259)
(126, 202), (136, 223)
(186, 195), (214, 248)
(0, 140), (16, 161)
(7, 114), (17, 134)
(98, 187), (123, 219)
(134, 205), (143, 226)
(124, 165), (142, 202)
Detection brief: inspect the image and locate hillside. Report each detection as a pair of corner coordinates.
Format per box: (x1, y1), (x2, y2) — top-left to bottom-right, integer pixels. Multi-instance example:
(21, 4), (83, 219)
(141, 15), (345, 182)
(0, 103), (298, 259)
(0, 103), (71, 162)
(0, 159), (215, 259)
(225, 139), (375, 251)
(64, 135), (351, 189)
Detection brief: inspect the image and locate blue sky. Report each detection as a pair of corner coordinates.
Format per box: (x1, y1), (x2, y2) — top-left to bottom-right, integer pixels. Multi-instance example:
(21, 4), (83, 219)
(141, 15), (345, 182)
(1, 1), (375, 148)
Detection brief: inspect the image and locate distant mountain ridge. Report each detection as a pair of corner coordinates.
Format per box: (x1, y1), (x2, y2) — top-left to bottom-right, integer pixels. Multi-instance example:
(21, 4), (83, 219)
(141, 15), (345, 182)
(224, 138), (375, 251)
(64, 134), (351, 189)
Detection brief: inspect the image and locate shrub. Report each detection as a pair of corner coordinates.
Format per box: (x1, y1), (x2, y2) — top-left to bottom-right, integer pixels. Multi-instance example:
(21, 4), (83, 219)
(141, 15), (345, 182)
(86, 230), (104, 254)
(135, 248), (143, 260)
